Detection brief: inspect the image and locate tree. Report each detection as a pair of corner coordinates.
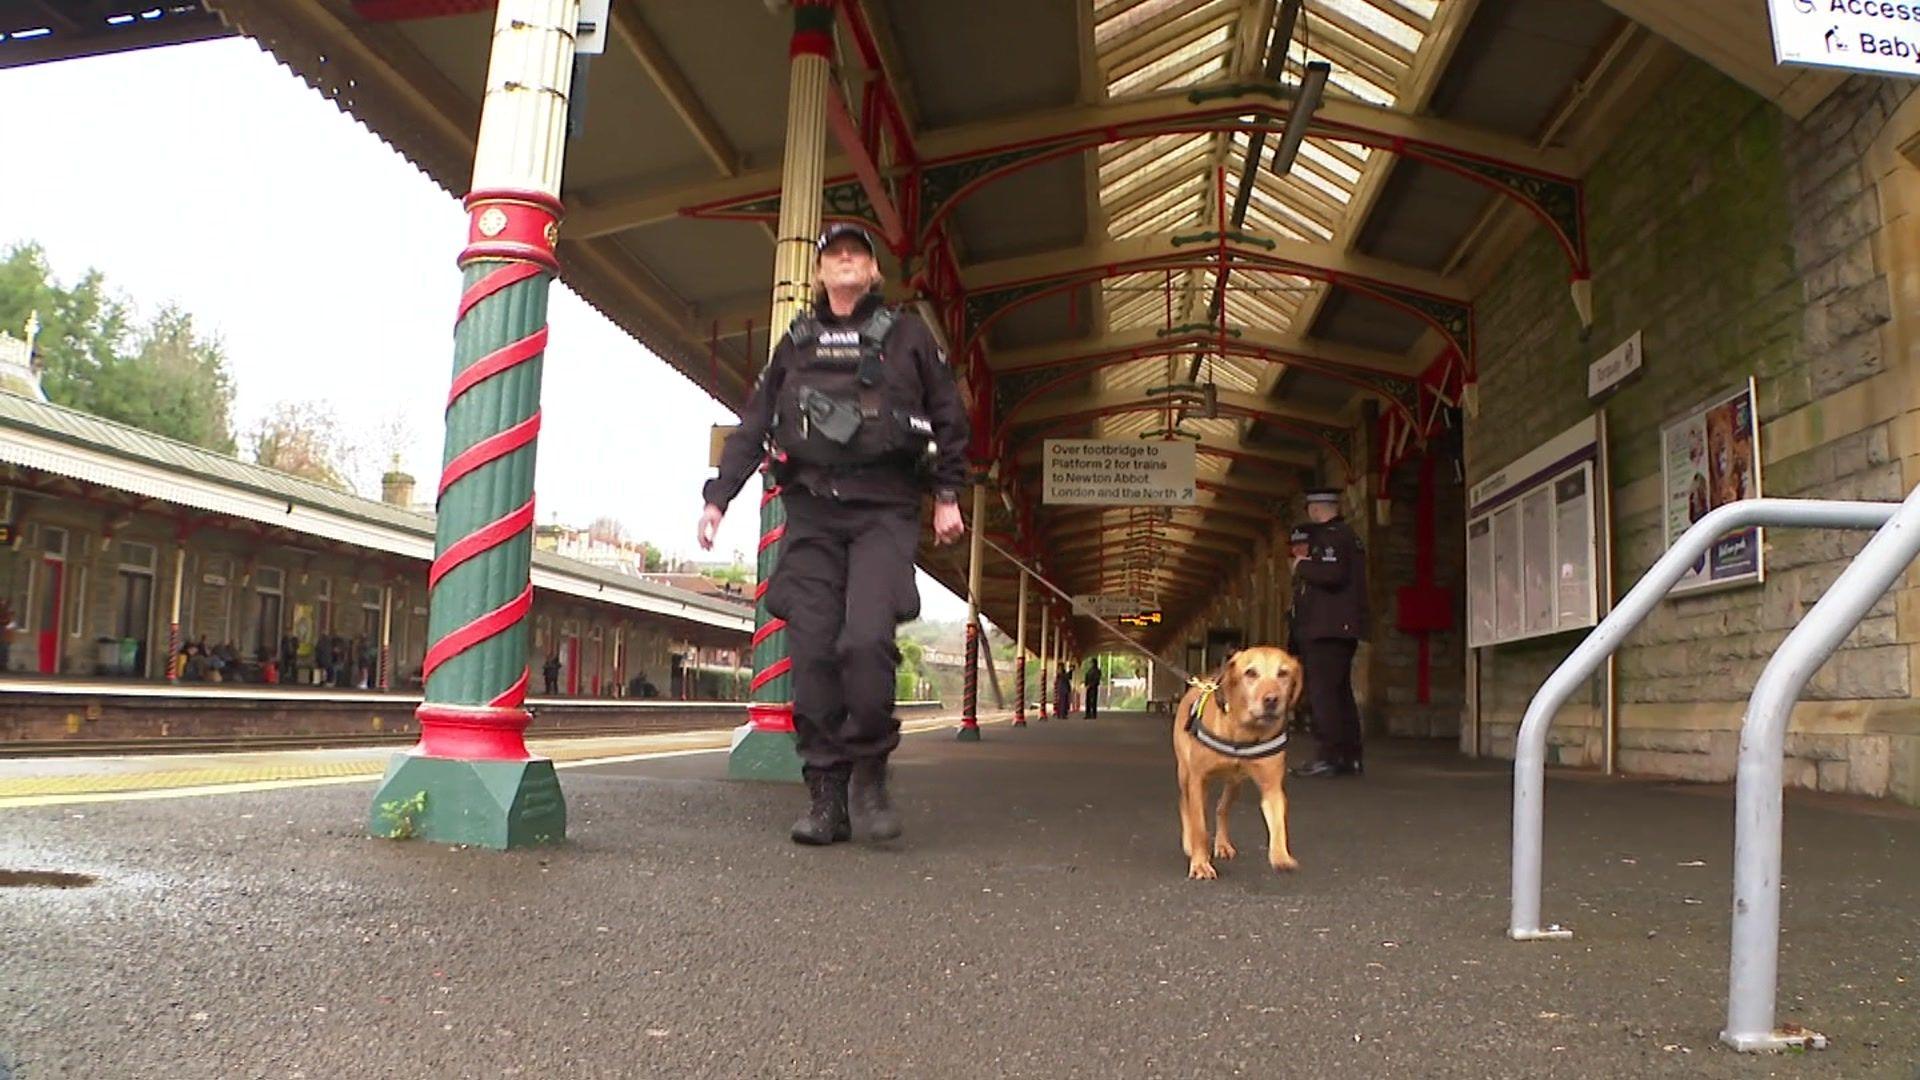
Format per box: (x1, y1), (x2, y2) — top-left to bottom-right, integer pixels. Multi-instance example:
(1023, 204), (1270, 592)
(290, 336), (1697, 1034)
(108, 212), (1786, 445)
(708, 563), (751, 589)
(636, 540), (665, 572)
(108, 306), (238, 454)
(248, 400), (354, 489)
(0, 243), (236, 453)
(896, 637), (931, 700)
(0, 242), (128, 405)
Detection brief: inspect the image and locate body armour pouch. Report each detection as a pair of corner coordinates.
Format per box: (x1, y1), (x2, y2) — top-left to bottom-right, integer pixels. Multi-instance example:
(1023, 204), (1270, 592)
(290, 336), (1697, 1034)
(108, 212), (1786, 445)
(774, 304), (920, 469)
(796, 385), (862, 446)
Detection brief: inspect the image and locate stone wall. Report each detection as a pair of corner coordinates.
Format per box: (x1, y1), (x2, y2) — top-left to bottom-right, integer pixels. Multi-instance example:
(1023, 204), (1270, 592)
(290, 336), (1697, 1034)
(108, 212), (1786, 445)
(1464, 58), (1920, 799)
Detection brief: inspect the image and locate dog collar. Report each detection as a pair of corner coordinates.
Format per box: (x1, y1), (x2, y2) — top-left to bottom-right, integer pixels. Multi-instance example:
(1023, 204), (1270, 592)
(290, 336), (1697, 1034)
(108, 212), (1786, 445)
(1185, 682), (1290, 760)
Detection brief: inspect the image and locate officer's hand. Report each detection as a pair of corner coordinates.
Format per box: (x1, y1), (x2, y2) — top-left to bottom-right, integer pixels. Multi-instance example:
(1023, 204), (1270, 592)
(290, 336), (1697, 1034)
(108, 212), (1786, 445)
(932, 500), (965, 546)
(697, 503), (725, 551)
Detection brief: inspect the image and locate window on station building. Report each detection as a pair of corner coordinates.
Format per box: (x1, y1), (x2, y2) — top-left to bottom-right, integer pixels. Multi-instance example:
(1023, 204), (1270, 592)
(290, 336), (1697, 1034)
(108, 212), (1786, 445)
(360, 584), (382, 638)
(252, 566), (284, 658)
(315, 576), (333, 638)
(68, 565), (85, 639)
(115, 541), (157, 645)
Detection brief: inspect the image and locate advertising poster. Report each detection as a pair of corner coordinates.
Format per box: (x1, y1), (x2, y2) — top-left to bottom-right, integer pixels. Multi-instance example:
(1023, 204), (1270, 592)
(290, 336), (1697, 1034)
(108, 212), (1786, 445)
(1662, 379), (1762, 595)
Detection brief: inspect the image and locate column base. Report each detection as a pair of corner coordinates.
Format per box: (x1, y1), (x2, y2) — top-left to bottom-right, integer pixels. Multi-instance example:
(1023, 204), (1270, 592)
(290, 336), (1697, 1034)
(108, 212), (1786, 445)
(728, 725), (803, 782)
(368, 753), (565, 850)
(1721, 1026), (1827, 1053)
(955, 722), (982, 742)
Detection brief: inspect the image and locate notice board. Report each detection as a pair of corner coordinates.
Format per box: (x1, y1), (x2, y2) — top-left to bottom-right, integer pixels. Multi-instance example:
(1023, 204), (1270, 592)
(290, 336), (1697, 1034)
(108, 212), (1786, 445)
(1466, 415), (1604, 648)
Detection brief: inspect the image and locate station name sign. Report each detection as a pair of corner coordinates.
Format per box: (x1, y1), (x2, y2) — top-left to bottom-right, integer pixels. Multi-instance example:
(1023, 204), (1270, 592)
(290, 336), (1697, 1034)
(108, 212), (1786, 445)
(1768, 0), (1920, 77)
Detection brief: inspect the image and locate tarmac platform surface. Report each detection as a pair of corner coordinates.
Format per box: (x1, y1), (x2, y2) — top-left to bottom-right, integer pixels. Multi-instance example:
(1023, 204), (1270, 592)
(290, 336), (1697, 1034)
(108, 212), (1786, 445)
(3, 712), (1918, 1078)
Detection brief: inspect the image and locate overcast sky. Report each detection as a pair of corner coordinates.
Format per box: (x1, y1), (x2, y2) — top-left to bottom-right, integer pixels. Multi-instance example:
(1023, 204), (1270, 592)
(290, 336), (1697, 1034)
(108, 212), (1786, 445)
(0, 37), (970, 621)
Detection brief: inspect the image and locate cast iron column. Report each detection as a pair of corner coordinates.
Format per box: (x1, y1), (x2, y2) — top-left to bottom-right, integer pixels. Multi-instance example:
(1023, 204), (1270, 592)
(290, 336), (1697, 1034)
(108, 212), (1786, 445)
(729, 0), (836, 781)
(367, 0), (580, 848)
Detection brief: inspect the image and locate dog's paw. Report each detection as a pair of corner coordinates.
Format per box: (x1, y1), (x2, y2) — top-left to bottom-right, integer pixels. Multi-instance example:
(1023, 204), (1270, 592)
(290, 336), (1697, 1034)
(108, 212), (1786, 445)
(1269, 853), (1300, 873)
(1212, 837), (1237, 860)
(1187, 859), (1218, 881)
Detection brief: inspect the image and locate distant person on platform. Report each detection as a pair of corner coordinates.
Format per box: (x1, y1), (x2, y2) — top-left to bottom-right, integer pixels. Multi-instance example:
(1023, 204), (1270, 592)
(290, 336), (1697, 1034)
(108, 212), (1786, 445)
(1290, 487), (1369, 778)
(1082, 662), (1102, 719)
(542, 653), (562, 695)
(1054, 662), (1072, 720)
(697, 223), (970, 847)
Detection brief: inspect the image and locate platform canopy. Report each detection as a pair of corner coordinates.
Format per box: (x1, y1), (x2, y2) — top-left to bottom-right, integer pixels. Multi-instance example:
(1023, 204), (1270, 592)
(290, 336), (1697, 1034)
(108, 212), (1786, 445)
(1, 0), (1835, 655)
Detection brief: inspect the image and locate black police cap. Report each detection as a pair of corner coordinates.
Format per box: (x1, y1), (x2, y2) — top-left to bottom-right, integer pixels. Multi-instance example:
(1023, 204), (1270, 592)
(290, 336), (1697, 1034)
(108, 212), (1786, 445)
(816, 223), (877, 257)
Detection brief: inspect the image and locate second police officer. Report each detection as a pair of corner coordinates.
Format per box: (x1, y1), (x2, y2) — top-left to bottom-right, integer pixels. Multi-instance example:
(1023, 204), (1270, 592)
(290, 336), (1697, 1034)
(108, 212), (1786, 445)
(698, 224), (971, 846)
(1289, 487), (1369, 778)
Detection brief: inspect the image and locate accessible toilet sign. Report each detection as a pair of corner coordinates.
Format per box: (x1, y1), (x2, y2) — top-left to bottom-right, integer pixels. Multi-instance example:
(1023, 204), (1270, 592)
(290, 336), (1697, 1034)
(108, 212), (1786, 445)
(1768, 0), (1920, 77)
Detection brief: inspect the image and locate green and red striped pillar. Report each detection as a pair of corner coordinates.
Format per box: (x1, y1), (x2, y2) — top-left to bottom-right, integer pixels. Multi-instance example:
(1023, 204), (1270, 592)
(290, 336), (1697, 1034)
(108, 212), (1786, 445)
(729, 473), (801, 780)
(367, 0), (579, 848)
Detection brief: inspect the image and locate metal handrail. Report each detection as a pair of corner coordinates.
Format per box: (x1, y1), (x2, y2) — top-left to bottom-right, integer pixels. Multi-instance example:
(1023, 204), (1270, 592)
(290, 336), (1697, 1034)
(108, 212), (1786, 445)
(1722, 482), (1920, 1051)
(1510, 498), (1900, 941)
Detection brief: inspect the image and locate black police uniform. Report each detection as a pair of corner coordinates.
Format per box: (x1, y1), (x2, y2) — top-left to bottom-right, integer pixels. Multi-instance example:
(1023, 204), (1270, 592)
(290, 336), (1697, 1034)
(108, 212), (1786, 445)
(1292, 505), (1368, 771)
(1284, 523), (1312, 657)
(703, 291), (970, 777)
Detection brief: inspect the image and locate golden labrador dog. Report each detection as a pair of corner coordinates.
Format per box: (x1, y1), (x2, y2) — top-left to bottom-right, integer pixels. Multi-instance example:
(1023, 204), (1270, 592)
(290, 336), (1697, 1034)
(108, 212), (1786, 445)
(1170, 646), (1304, 880)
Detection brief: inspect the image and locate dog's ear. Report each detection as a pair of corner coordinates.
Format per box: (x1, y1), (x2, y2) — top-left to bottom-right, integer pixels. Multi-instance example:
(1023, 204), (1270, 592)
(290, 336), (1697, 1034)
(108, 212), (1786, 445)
(1216, 650), (1241, 689)
(1283, 658), (1304, 712)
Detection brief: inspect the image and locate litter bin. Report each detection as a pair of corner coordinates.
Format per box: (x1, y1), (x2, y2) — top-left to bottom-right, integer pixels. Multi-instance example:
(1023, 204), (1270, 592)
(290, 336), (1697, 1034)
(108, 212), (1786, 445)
(94, 637), (121, 676)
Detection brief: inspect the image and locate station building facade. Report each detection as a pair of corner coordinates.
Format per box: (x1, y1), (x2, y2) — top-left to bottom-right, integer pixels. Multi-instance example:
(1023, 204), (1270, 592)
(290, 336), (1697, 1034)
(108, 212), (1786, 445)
(0, 390), (750, 697)
(1305, 60), (1920, 805)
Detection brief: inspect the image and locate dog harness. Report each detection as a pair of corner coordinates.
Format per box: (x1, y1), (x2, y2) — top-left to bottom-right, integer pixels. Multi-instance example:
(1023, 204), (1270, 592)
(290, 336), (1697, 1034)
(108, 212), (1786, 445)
(1184, 678), (1290, 760)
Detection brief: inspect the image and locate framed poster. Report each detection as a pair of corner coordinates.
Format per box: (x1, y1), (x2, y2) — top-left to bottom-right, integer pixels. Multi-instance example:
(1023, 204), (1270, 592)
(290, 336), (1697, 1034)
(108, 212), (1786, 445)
(1553, 469), (1594, 629)
(1467, 517), (1494, 645)
(1466, 415), (1605, 648)
(1661, 378), (1762, 595)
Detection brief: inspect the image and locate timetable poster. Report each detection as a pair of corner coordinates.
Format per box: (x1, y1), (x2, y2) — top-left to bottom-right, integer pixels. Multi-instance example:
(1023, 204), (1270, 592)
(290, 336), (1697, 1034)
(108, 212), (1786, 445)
(1662, 380), (1762, 595)
(1467, 517), (1494, 647)
(1554, 468), (1594, 629)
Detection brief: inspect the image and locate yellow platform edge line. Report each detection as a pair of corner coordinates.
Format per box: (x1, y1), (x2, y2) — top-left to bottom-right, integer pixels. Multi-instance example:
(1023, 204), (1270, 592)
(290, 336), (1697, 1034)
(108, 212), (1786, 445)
(0, 715), (1001, 808)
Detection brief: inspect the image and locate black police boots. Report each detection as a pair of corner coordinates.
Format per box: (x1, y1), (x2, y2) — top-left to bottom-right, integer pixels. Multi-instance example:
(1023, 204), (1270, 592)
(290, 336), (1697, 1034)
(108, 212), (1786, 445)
(791, 764), (851, 845)
(848, 757), (902, 841)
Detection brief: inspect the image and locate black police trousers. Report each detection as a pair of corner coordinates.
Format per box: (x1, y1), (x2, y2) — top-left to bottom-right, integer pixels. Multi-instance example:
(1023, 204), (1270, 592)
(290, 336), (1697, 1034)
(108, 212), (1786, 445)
(1300, 637), (1361, 765)
(766, 488), (921, 769)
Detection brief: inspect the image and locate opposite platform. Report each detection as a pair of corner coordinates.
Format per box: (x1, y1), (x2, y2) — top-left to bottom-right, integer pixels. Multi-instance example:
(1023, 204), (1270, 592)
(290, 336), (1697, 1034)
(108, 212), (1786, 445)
(3, 712), (1918, 1078)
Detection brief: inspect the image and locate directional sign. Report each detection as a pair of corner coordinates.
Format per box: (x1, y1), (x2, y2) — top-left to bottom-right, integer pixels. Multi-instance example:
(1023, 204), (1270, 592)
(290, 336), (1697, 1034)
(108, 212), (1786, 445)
(1043, 440), (1196, 506)
(1073, 594), (1155, 618)
(1767, 0), (1920, 77)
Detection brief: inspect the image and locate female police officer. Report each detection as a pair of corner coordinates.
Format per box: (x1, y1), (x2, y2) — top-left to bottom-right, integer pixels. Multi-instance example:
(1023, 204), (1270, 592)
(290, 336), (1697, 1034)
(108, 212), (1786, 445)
(698, 224), (970, 845)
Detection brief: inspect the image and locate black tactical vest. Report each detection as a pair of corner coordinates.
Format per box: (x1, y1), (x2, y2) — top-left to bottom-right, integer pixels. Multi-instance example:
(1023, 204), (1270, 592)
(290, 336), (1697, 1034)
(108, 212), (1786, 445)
(772, 302), (933, 469)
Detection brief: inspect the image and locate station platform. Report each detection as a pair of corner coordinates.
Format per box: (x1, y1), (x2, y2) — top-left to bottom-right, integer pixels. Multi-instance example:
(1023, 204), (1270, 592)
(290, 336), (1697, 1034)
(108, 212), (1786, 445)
(3, 712), (1918, 1078)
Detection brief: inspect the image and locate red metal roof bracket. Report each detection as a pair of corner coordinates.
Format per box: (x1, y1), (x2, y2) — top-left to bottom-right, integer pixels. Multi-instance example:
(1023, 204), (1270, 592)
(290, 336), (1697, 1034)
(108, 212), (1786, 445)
(824, 82), (906, 253)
